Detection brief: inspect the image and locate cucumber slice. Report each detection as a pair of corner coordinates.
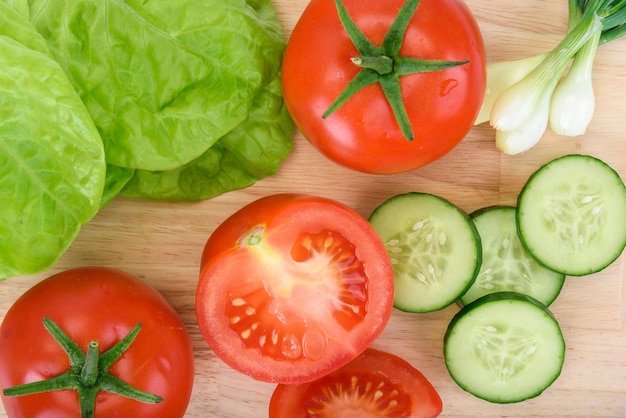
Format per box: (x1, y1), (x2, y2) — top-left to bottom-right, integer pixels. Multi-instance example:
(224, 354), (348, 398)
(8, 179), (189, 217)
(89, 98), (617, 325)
(369, 192), (481, 313)
(444, 292), (565, 403)
(517, 154), (626, 276)
(460, 206), (565, 306)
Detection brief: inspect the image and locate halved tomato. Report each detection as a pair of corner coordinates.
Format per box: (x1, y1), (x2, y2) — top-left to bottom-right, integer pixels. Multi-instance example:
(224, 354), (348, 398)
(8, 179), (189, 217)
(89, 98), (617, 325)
(196, 194), (394, 384)
(268, 347), (443, 417)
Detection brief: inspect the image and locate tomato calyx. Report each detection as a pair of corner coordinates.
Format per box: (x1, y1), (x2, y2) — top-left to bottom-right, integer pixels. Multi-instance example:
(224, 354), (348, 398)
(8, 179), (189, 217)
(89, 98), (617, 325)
(323, 0), (470, 141)
(2, 317), (163, 418)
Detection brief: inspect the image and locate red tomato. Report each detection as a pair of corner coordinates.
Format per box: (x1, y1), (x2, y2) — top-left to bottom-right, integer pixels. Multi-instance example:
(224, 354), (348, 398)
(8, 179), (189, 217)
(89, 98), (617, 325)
(0, 267), (194, 418)
(196, 194), (394, 384)
(282, 0), (486, 174)
(268, 347), (443, 417)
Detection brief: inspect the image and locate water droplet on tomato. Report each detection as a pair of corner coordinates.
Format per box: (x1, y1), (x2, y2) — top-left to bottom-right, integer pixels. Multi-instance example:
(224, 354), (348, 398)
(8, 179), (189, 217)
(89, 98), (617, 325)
(302, 329), (327, 360)
(281, 333), (303, 359)
(440, 78), (459, 96)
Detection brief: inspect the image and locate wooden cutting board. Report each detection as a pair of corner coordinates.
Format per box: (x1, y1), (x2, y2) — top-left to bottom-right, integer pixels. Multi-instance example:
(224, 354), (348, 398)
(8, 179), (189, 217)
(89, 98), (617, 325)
(1, 0), (625, 416)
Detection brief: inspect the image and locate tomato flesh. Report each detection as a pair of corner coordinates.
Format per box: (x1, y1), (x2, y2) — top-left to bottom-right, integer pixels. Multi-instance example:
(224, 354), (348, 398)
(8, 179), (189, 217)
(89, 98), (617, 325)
(269, 347), (443, 417)
(196, 194), (394, 384)
(227, 229), (368, 360)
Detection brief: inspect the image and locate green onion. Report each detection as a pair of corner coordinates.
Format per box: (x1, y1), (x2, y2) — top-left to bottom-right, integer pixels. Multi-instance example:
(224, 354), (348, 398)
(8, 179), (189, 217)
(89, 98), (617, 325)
(549, 0), (601, 136)
(477, 0), (626, 154)
(474, 53), (547, 126)
(549, 30), (601, 136)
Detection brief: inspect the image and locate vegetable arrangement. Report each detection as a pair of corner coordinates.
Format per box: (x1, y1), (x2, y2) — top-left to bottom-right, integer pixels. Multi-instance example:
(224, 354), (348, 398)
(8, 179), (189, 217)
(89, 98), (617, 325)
(191, 153), (625, 411)
(370, 154), (625, 403)
(0, 0), (293, 279)
(476, 0), (626, 154)
(0, 0), (625, 416)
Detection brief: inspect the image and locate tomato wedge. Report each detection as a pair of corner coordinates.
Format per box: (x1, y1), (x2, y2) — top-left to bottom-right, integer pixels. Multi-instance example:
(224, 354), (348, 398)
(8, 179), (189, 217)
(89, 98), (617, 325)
(268, 347), (443, 417)
(196, 194), (394, 384)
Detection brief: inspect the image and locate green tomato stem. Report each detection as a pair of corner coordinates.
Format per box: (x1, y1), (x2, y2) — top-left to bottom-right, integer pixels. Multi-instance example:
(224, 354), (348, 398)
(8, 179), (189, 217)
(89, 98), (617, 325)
(42, 317), (85, 365)
(2, 372), (77, 396)
(351, 56), (394, 75)
(80, 341), (101, 386)
(80, 386), (100, 418)
(323, 0), (468, 141)
(2, 318), (163, 418)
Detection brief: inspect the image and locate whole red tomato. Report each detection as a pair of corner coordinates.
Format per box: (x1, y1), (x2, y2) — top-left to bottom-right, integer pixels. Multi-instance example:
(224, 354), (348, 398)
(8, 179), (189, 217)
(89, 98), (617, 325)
(196, 194), (394, 384)
(0, 267), (194, 418)
(269, 347), (443, 417)
(282, 0), (486, 174)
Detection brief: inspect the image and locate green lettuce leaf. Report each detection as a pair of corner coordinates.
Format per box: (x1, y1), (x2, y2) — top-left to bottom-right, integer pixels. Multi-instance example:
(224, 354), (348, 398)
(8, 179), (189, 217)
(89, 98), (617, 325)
(102, 165), (135, 207)
(0, 0), (48, 54)
(0, 3), (106, 279)
(119, 75), (293, 200)
(19, 0), (288, 172)
(0, 0), (292, 279)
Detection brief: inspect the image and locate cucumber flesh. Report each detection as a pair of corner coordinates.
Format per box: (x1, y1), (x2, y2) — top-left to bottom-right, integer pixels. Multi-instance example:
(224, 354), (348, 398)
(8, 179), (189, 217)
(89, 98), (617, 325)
(460, 206), (565, 306)
(517, 154), (626, 276)
(369, 192), (481, 313)
(444, 292), (565, 403)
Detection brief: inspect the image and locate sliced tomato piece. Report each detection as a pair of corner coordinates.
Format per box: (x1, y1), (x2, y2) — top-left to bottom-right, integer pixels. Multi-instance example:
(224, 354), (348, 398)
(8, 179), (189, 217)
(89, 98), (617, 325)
(196, 194), (394, 384)
(269, 347), (443, 417)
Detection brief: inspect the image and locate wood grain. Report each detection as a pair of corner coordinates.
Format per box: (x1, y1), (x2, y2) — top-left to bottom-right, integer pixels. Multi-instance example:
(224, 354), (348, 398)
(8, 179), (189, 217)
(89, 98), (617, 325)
(1, 0), (625, 417)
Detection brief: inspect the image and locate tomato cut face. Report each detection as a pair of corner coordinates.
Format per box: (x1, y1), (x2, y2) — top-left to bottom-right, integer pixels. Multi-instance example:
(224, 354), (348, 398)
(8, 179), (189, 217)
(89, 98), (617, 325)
(268, 347), (443, 417)
(196, 194), (394, 384)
